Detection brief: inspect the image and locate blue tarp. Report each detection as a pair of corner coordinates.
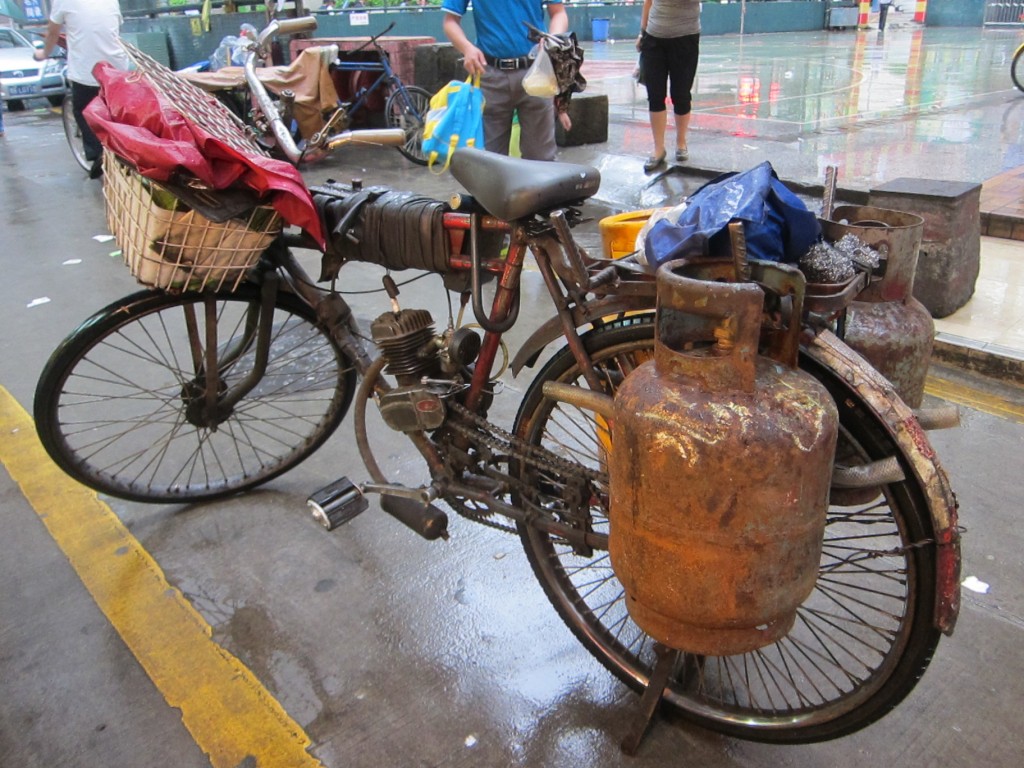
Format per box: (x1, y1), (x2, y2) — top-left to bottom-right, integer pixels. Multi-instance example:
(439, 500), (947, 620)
(645, 161), (821, 268)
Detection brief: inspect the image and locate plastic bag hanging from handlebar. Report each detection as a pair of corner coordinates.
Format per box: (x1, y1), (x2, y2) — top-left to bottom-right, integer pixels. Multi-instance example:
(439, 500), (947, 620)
(524, 23), (586, 114)
(85, 62), (325, 246)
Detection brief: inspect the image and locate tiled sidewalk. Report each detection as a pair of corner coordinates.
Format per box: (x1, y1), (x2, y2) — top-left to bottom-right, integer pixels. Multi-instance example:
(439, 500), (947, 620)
(933, 236), (1024, 376)
(980, 166), (1024, 240)
(924, 166), (1024, 379)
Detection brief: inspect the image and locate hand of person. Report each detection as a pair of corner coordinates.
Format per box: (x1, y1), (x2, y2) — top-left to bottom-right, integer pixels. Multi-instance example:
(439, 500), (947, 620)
(558, 111), (572, 132)
(461, 45), (487, 77)
(33, 49), (47, 61)
(635, 32), (643, 53)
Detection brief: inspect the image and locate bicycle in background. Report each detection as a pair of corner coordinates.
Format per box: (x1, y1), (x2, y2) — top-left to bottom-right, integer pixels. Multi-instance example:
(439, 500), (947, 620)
(182, 20), (430, 165)
(326, 21), (432, 165)
(1012, 38), (1024, 92)
(61, 93), (91, 172)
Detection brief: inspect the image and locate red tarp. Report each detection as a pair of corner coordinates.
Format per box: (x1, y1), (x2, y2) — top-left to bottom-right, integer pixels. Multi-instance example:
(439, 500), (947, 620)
(85, 62), (324, 246)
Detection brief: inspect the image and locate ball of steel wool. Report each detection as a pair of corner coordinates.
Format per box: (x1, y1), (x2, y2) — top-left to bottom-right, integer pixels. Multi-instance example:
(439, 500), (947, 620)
(800, 241), (856, 283)
(834, 233), (882, 269)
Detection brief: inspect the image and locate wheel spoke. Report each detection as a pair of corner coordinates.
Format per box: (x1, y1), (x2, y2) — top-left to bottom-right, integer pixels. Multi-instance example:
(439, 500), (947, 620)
(38, 289), (353, 501)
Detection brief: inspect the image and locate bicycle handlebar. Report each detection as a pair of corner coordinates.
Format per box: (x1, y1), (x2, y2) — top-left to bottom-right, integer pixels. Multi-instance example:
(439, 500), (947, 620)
(268, 16), (320, 38)
(244, 16), (404, 164)
(351, 21), (397, 53)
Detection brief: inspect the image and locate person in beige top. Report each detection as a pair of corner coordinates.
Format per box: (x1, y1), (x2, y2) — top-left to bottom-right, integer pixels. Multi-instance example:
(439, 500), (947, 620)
(636, 0), (701, 172)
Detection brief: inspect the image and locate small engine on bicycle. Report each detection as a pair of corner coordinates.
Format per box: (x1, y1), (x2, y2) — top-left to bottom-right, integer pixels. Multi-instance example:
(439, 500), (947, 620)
(369, 303), (482, 434)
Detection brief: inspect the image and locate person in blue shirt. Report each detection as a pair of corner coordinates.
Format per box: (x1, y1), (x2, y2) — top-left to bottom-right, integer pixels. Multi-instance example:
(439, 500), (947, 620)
(442, 0), (567, 161)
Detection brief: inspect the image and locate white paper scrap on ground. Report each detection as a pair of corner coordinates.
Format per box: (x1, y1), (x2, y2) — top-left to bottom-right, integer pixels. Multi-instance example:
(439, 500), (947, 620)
(27, 297), (51, 308)
(62, 259), (82, 265)
(93, 234), (115, 243)
(962, 576), (990, 594)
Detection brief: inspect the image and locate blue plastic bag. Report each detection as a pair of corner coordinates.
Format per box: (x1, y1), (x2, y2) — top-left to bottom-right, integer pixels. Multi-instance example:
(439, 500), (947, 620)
(644, 162), (821, 268)
(422, 76), (485, 173)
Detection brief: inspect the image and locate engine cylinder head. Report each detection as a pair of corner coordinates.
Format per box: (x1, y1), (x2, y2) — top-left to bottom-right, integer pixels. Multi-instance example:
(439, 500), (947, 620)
(371, 309), (440, 385)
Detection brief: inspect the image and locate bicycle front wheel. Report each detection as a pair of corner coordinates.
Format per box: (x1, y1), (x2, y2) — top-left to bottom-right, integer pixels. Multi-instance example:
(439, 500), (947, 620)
(385, 85), (431, 166)
(1012, 44), (1024, 92)
(513, 320), (940, 743)
(35, 286), (356, 503)
(62, 93), (90, 172)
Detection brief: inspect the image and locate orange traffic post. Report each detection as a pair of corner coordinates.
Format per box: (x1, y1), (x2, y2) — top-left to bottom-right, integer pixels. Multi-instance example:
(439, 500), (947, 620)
(914, 0), (928, 23)
(858, 1), (872, 29)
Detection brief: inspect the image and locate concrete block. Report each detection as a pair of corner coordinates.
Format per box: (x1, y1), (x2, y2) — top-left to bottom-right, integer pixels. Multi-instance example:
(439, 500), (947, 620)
(414, 43), (465, 96)
(290, 36), (434, 84)
(868, 178), (981, 318)
(555, 93), (608, 147)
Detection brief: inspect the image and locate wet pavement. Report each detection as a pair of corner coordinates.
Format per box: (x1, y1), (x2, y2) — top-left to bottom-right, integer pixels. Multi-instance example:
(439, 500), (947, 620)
(570, 16), (1024, 201)
(2, 15), (1024, 768)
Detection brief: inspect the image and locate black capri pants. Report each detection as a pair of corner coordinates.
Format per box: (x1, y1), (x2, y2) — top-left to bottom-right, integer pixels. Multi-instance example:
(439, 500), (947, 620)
(640, 32), (700, 115)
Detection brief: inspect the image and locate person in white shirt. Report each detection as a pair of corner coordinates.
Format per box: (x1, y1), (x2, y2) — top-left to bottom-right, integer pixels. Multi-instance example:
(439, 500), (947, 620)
(34, 0), (131, 178)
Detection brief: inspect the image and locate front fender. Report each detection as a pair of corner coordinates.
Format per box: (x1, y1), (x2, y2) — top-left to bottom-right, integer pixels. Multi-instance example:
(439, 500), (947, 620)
(805, 329), (961, 635)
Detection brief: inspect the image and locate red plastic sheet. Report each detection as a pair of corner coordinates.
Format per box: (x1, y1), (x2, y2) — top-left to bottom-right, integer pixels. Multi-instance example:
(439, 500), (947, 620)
(85, 62), (324, 246)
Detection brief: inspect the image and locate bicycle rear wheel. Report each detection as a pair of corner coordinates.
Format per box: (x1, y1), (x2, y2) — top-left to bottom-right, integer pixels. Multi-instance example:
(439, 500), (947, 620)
(1012, 44), (1024, 93)
(385, 85), (431, 166)
(35, 285), (355, 503)
(513, 321), (941, 743)
(62, 93), (90, 172)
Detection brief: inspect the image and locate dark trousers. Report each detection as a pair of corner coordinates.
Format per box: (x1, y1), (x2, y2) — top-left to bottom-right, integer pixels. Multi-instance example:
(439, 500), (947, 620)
(640, 32), (700, 116)
(71, 81), (102, 162)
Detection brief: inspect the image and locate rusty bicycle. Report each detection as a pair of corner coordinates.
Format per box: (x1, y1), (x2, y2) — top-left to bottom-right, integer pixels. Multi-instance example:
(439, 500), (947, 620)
(33, 15), (960, 748)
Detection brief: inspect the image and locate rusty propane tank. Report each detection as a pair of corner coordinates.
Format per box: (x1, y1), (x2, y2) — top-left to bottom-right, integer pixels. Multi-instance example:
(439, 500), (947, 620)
(821, 205), (933, 407)
(609, 260), (839, 656)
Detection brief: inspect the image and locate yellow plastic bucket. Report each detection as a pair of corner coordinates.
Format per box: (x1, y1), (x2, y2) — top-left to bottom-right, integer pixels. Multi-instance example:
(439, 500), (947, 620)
(598, 209), (658, 259)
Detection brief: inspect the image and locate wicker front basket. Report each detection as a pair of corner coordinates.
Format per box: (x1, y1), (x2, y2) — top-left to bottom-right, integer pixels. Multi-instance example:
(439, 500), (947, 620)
(102, 151), (282, 292)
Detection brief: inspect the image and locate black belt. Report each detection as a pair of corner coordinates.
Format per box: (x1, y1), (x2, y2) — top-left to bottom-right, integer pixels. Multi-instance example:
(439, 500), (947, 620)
(484, 54), (532, 71)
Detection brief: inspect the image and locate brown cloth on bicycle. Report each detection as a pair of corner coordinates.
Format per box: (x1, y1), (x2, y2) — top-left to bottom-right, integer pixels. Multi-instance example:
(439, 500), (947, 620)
(182, 45), (342, 141)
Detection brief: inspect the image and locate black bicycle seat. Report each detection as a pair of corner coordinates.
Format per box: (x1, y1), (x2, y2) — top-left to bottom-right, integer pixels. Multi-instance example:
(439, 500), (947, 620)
(450, 148), (600, 222)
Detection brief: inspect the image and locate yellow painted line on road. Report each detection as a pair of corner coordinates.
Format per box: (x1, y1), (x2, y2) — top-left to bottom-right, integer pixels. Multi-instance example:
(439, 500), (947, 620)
(925, 375), (1024, 423)
(0, 386), (323, 768)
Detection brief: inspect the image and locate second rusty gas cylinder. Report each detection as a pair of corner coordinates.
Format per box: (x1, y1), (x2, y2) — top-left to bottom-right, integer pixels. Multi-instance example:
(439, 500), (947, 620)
(821, 206), (933, 407)
(608, 262), (839, 657)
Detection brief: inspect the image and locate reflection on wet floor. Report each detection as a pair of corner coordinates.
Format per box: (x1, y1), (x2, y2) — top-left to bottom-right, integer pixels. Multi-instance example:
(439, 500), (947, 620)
(580, 26), (1024, 190)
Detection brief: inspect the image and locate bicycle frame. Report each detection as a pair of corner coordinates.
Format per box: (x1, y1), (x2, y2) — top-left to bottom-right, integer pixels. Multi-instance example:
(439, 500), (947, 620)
(32, 16), (965, 743)
(329, 29), (409, 119)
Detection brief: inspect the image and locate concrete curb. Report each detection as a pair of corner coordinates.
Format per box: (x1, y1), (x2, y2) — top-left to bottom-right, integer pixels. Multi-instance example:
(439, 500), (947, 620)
(932, 335), (1024, 384)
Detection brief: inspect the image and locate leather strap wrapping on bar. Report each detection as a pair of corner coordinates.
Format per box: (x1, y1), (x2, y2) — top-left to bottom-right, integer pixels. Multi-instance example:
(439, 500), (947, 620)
(311, 182), (451, 281)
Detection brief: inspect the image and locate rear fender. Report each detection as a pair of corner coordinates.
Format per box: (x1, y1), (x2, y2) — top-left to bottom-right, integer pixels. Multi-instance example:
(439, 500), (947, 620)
(510, 301), (655, 376)
(805, 329), (961, 635)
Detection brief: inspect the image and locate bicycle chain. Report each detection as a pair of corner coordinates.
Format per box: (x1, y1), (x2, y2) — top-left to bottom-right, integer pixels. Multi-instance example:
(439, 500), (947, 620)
(441, 400), (605, 531)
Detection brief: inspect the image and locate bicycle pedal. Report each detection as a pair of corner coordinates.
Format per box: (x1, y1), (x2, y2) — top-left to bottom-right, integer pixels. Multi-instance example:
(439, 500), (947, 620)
(307, 477), (368, 531)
